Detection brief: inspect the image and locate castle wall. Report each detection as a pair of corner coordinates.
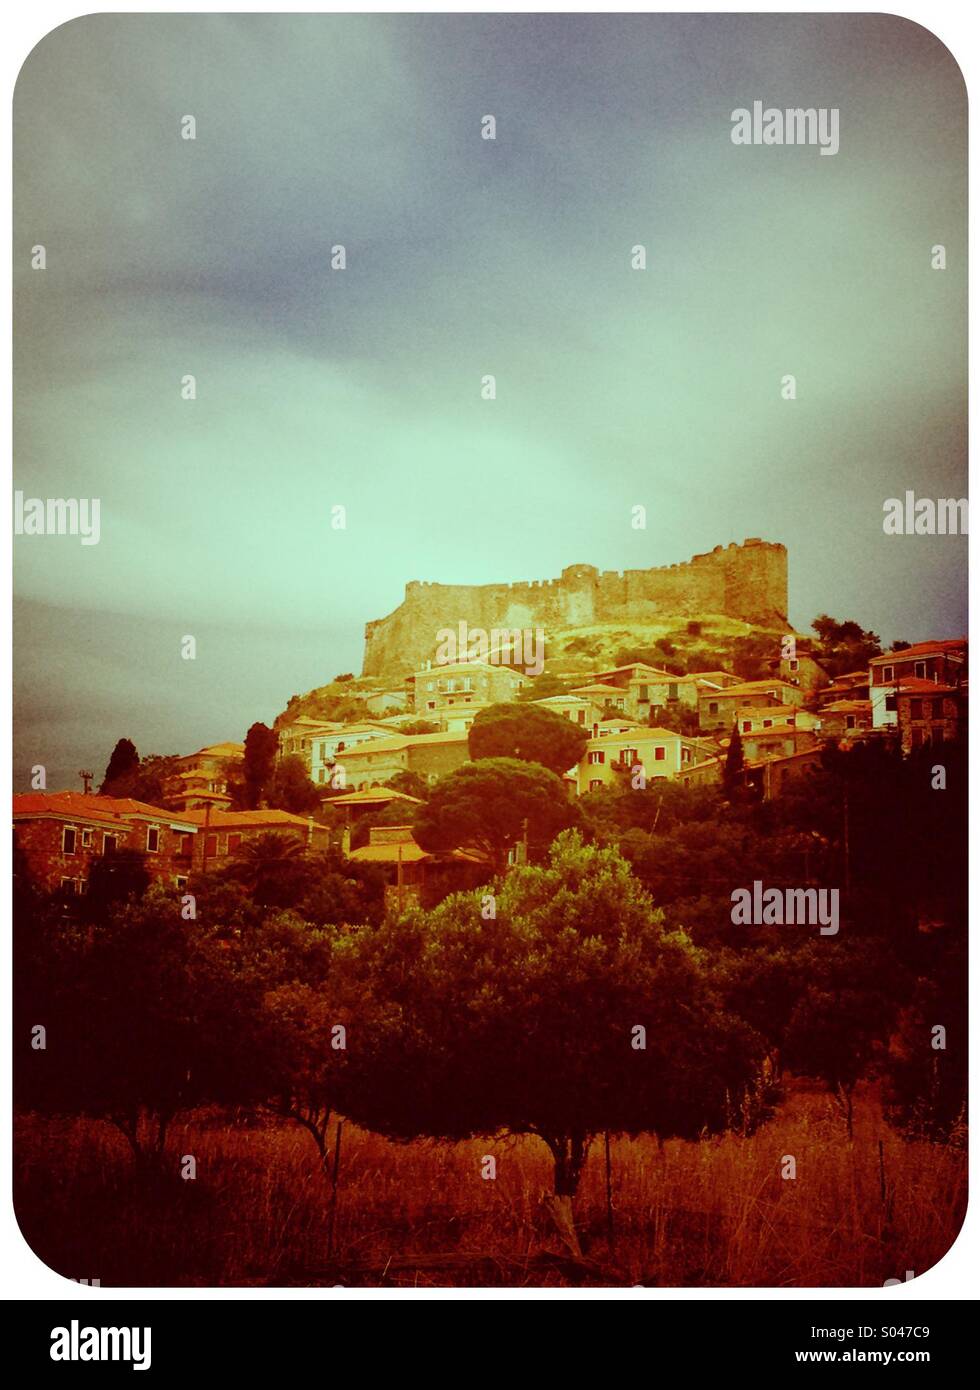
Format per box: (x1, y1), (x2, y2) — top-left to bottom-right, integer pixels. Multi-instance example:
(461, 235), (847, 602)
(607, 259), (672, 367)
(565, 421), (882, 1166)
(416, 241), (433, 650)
(362, 541), (788, 678)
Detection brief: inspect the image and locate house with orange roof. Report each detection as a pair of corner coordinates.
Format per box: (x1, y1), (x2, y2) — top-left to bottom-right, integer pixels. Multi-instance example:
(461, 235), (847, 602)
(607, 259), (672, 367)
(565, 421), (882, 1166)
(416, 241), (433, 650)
(178, 806), (329, 874)
(336, 730), (471, 790)
(740, 725), (820, 763)
(895, 683), (966, 753)
(698, 678), (805, 731)
(532, 692), (604, 728)
(309, 722), (398, 786)
(869, 639), (967, 730)
(817, 670), (870, 706)
(172, 742), (244, 810)
(408, 657), (528, 715)
(575, 725), (687, 796)
(346, 824), (487, 911)
(13, 791), (198, 894)
(819, 699), (873, 742)
(734, 704), (821, 735)
(744, 746), (825, 801)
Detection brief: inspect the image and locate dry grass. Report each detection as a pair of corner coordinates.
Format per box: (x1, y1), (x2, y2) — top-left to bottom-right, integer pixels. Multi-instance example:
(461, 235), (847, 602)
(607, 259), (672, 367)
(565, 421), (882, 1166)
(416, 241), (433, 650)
(14, 1080), (965, 1288)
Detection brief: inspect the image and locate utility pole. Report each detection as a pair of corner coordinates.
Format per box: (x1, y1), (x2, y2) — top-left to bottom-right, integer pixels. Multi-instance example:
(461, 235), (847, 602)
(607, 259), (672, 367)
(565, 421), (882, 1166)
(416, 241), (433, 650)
(78, 770), (93, 795)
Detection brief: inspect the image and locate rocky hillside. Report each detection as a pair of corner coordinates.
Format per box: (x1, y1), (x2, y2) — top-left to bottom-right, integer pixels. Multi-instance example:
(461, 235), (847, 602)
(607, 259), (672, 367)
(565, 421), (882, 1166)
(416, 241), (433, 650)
(276, 614), (804, 727)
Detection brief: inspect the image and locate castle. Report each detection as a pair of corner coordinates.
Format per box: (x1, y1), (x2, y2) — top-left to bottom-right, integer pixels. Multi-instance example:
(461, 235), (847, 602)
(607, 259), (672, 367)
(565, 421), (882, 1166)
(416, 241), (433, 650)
(362, 540), (788, 678)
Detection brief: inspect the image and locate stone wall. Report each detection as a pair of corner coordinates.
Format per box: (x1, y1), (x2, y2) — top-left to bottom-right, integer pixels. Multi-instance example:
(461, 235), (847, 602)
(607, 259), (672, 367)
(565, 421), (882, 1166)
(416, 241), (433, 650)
(363, 539), (788, 678)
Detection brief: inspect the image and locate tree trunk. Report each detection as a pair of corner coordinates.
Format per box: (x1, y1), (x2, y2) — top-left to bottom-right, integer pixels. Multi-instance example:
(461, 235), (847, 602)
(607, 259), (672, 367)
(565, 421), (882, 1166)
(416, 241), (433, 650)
(542, 1133), (591, 1258)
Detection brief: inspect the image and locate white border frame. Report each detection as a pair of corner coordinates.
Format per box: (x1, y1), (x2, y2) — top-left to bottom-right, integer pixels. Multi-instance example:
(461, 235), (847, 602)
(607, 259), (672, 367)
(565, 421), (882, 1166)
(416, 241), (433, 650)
(3, 0), (975, 1302)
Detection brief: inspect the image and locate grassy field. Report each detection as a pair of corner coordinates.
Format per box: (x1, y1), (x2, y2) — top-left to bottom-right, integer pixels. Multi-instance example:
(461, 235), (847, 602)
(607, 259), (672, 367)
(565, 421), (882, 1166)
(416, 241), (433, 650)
(14, 1079), (965, 1289)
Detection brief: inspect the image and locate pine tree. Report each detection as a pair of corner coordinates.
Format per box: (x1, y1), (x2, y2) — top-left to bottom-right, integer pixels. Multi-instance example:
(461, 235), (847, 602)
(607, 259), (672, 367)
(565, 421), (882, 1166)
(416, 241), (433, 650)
(723, 722), (744, 798)
(101, 738), (139, 793)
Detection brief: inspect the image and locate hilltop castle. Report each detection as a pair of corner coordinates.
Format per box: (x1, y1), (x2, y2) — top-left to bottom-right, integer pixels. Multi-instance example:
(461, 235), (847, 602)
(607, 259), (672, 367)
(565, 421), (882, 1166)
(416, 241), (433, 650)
(362, 539), (788, 678)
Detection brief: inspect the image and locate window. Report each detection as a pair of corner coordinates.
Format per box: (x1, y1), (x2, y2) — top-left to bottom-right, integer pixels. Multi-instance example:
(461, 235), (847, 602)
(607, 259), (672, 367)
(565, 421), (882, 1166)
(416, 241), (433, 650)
(62, 826), (77, 854)
(426, 701), (436, 711)
(103, 833), (117, 855)
(175, 876), (188, 890)
(762, 719), (772, 729)
(882, 666), (894, 682)
(463, 678), (472, 692)
(638, 685), (649, 702)
(588, 751), (605, 765)
(80, 829), (93, 848)
(577, 709), (585, 723)
(426, 682), (434, 692)
(931, 699), (942, 719)
(615, 698), (625, 709)
(654, 746), (666, 762)
(788, 658), (799, 672)
(885, 694), (898, 712)
(910, 699), (923, 720)
(742, 721), (752, 732)
(667, 684), (678, 701)
(709, 702), (719, 715)
(177, 833), (193, 856)
(914, 661), (926, 679)
(621, 748), (637, 766)
(205, 834), (218, 857)
(589, 779), (602, 791)
(146, 826), (160, 853)
(787, 716), (796, 726)
(845, 715), (855, 730)
(228, 833), (241, 853)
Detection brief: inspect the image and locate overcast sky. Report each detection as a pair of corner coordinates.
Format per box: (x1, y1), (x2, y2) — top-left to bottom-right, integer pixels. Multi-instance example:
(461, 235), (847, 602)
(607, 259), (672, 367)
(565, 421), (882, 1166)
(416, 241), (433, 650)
(13, 13), (966, 789)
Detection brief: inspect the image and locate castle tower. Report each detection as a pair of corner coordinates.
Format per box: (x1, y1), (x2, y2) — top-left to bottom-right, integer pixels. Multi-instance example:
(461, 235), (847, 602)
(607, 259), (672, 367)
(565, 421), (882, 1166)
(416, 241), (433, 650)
(559, 564), (598, 626)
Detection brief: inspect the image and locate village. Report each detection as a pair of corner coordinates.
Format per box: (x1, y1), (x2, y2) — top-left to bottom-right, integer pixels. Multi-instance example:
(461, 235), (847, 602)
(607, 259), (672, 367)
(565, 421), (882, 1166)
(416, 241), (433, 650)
(12, 628), (968, 915)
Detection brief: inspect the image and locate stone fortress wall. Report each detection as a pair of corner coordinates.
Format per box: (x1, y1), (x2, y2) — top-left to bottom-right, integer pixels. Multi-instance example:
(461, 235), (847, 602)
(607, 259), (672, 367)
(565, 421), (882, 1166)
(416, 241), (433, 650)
(362, 539), (788, 678)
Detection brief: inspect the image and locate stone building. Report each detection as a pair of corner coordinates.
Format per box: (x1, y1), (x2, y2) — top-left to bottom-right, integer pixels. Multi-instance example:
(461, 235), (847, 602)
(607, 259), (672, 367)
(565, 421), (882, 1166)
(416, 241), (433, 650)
(346, 824), (487, 911)
(698, 678), (805, 731)
(13, 791), (198, 894)
(408, 658), (528, 715)
(869, 639), (967, 730)
(179, 807), (328, 874)
(895, 686), (966, 753)
(337, 730), (471, 790)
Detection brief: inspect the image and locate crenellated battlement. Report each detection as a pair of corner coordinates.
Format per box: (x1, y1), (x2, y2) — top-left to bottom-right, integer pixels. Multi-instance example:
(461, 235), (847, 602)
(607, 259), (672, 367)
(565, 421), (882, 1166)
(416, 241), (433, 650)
(363, 540), (788, 678)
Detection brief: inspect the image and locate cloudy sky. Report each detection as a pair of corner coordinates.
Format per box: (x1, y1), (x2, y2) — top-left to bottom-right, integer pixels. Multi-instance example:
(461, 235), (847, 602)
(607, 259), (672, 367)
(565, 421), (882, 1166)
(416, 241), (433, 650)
(13, 13), (966, 789)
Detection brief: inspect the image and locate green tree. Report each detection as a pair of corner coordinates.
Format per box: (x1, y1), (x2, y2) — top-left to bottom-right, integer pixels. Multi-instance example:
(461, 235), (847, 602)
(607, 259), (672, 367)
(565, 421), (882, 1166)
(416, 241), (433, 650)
(384, 770), (430, 800)
(413, 758), (579, 874)
(16, 886), (262, 1168)
(82, 846), (150, 915)
(468, 702), (588, 777)
(226, 832), (309, 909)
(723, 723), (745, 798)
(329, 833), (766, 1237)
(811, 614), (882, 677)
(100, 738), (140, 792)
(242, 722), (280, 808)
(265, 754), (320, 814)
(101, 750), (181, 807)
